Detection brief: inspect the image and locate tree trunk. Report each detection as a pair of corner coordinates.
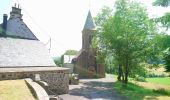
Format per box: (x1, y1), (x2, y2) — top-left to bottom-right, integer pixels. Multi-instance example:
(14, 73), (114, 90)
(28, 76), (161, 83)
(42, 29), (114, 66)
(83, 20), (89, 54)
(117, 65), (122, 81)
(124, 57), (129, 84)
(125, 71), (128, 83)
(122, 72), (124, 82)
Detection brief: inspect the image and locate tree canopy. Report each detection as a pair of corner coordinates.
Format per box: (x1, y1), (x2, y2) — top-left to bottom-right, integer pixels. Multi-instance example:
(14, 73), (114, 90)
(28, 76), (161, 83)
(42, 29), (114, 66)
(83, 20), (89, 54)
(153, 0), (170, 72)
(64, 49), (78, 55)
(153, 0), (170, 7)
(94, 0), (157, 84)
(153, 0), (170, 30)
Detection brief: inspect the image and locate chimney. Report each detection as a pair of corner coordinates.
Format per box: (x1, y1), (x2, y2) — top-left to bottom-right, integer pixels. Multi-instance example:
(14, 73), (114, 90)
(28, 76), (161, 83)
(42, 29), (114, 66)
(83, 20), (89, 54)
(10, 4), (22, 19)
(2, 14), (8, 36)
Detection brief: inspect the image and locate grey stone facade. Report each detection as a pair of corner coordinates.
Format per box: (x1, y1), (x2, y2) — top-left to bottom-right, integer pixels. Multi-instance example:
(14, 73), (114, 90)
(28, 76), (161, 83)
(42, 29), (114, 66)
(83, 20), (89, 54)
(0, 67), (69, 94)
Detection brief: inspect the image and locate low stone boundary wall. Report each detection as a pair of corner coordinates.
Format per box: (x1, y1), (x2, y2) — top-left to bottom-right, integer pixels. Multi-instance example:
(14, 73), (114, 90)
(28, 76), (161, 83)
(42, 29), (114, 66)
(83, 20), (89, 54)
(0, 67), (69, 94)
(25, 78), (49, 100)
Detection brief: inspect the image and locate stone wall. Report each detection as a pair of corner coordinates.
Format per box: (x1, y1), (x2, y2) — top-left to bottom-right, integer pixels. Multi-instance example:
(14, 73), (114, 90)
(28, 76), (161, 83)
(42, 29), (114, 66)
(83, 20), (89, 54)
(40, 71), (69, 94)
(0, 67), (69, 94)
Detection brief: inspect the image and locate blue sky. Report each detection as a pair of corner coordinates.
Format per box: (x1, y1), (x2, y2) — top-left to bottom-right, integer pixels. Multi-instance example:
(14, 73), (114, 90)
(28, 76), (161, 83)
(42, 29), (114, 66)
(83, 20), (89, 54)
(0, 0), (170, 57)
(0, 1), (12, 22)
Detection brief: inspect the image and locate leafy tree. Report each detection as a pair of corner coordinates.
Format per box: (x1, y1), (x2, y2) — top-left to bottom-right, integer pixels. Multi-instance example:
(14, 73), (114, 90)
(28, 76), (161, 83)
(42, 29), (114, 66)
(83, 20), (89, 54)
(153, 0), (170, 7)
(156, 13), (170, 30)
(153, 0), (170, 71)
(58, 49), (78, 66)
(156, 34), (170, 71)
(164, 48), (170, 71)
(54, 56), (63, 67)
(64, 50), (78, 55)
(93, 6), (113, 72)
(95, 0), (156, 84)
(94, 6), (113, 28)
(153, 0), (170, 30)
(54, 50), (78, 67)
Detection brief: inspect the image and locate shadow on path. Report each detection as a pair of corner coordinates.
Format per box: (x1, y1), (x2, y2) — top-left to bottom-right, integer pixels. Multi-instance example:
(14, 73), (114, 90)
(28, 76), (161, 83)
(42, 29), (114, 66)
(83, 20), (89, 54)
(59, 77), (127, 100)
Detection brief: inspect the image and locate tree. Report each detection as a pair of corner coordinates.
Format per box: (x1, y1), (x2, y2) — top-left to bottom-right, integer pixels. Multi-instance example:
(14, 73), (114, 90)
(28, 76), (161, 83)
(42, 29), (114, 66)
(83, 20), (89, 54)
(95, 0), (156, 84)
(153, 0), (170, 71)
(153, 0), (170, 7)
(153, 0), (170, 30)
(54, 56), (63, 67)
(55, 49), (78, 67)
(155, 34), (170, 71)
(64, 50), (78, 55)
(164, 48), (170, 71)
(93, 6), (113, 73)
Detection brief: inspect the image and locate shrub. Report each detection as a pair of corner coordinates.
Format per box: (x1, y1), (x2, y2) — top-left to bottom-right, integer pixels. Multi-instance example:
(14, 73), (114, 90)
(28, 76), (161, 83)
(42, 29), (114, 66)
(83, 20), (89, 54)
(146, 73), (167, 78)
(69, 74), (75, 80)
(158, 74), (166, 77)
(153, 88), (170, 95)
(135, 76), (146, 82)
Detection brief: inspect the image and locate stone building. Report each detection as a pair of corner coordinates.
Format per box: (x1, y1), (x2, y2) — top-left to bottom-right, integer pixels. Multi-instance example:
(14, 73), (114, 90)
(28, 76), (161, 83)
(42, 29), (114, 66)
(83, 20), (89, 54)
(74, 11), (105, 78)
(63, 55), (75, 74)
(0, 5), (69, 94)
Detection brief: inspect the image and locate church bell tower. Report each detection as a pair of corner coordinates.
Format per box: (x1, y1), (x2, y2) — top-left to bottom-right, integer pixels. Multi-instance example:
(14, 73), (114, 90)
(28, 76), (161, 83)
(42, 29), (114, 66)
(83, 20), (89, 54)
(82, 10), (96, 50)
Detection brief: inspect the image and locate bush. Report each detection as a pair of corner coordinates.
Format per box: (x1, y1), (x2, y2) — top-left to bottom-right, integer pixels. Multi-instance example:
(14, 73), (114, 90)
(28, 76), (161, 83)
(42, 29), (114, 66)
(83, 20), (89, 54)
(129, 66), (148, 78)
(153, 88), (170, 95)
(158, 74), (166, 77)
(146, 73), (167, 78)
(69, 74), (79, 85)
(69, 74), (75, 80)
(135, 76), (146, 82)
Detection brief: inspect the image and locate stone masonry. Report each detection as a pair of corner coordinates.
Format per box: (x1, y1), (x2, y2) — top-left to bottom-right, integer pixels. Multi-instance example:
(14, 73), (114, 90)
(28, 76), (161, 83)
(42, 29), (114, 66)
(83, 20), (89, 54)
(0, 67), (69, 94)
(74, 11), (105, 78)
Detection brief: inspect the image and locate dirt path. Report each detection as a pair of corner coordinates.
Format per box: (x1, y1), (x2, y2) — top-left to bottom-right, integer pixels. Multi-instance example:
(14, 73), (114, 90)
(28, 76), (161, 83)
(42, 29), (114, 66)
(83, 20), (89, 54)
(59, 75), (126, 100)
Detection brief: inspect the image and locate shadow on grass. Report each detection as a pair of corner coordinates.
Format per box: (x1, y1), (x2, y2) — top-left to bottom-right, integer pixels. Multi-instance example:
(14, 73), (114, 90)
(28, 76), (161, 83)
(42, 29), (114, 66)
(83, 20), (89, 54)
(113, 81), (170, 100)
(69, 80), (127, 100)
(24, 81), (38, 99)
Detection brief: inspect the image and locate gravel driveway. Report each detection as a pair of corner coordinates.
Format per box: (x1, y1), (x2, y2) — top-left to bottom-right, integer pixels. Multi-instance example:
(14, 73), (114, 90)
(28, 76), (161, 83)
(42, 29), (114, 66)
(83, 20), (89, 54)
(58, 74), (126, 100)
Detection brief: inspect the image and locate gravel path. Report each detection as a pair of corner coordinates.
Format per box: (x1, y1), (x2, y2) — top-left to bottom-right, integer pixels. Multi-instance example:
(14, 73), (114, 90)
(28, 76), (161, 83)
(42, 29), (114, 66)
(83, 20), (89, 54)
(59, 75), (126, 100)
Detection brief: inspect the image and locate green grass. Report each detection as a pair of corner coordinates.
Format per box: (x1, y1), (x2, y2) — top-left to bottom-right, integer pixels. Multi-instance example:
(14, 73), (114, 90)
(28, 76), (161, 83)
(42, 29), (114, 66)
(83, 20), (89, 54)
(113, 81), (170, 100)
(146, 77), (170, 86)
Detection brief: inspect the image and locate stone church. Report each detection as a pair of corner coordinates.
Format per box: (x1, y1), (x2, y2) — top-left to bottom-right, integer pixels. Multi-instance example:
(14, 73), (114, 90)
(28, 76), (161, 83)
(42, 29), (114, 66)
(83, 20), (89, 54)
(0, 5), (69, 94)
(74, 11), (105, 78)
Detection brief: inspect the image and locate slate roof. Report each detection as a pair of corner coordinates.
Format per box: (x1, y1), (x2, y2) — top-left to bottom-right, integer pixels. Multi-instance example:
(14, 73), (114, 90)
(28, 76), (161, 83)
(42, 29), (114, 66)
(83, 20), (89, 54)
(83, 10), (96, 30)
(0, 6), (37, 40)
(6, 17), (38, 40)
(0, 37), (56, 67)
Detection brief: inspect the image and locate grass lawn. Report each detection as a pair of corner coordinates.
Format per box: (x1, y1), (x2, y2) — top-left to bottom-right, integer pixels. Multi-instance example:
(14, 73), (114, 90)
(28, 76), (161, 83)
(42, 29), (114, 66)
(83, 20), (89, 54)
(113, 81), (170, 100)
(0, 79), (36, 100)
(146, 77), (170, 86)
